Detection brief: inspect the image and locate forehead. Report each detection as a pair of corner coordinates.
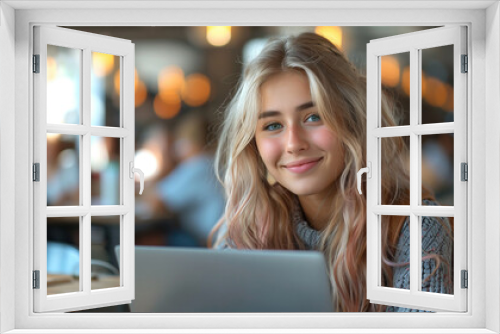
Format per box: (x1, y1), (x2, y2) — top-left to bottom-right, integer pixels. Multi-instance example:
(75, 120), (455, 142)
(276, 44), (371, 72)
(260, 71), (312, 108)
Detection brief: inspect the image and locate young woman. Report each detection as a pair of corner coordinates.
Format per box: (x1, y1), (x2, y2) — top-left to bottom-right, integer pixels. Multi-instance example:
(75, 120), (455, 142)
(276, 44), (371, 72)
(209, 32), (453, 312)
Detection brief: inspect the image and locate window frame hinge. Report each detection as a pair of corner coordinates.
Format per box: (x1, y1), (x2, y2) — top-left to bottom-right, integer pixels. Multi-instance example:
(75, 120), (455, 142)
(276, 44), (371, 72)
(33, 54), (40, 73)
(461, 162), (468, 181)
(461, 54), (468, 73)
(33, 270), (40, 289)
(33, 163), (40, 182)
(461, 270), (468, 289)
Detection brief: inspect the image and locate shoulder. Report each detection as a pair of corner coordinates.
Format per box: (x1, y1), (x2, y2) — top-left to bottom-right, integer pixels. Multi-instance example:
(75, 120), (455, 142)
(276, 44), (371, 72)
(396, 205), (452, 257)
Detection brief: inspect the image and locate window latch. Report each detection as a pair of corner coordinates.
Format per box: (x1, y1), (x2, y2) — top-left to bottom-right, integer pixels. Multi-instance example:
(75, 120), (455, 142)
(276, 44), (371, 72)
(129, 162), (144, 195)
(356, 162), (372, 195)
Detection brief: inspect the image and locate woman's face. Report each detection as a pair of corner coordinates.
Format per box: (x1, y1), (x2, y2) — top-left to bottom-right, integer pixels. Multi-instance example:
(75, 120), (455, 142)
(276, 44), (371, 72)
(255, 71), (345, 199)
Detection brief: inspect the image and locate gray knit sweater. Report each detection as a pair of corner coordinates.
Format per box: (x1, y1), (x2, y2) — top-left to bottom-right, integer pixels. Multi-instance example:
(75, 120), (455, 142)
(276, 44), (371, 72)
(216, 200), (453, 312)
(292, 199), (453, 312)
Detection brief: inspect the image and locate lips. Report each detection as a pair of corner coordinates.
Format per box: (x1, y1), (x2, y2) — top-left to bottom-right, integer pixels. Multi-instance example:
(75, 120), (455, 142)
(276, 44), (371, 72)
(283, 157), (323, 174)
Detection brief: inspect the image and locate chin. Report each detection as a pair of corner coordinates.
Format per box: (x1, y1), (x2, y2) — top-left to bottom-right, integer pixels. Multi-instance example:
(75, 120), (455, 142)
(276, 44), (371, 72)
(281, 182), (327, 197)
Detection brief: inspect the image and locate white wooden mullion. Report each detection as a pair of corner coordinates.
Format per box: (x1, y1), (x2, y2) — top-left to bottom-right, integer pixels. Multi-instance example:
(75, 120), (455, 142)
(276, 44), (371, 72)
(33, 27), (49, 311)
(365, 42), (379, 299)
(90, 206), (129, 216)
(82, 47), (92, 296)
(373, 205), (455, 217)
(373, 123), (454, 137)
(409, 46), (420, 296)
(453, 26), (468, 311)
(90, 126), (130, 138)
(123, 46), (135, 296)
(46, 124), (130, 138)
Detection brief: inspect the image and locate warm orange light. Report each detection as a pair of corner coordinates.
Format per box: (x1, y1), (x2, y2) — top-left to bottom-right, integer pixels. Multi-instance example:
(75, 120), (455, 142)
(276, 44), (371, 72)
(206, 26), (231, 47)
(158, 66), (185, 101)
(423, 77), (447, 108)
(315, 26), (343, 49)
(47, 57), (57, 82)
(153, 93), (181, 119)
(47, 133), (61, 142)
(114, 71), (120, 96)
(135, 80), (148, 108)
(92, 52), (115, 77)
(443, 83), (454, 112)
(401, 66), (410, 96)
(381, 56), (400, 87)
(181, 74), (211, 107)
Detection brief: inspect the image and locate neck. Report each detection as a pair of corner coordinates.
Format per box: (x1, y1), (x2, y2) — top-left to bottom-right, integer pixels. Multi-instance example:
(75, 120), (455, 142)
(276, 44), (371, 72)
(298, 186), (337, 231)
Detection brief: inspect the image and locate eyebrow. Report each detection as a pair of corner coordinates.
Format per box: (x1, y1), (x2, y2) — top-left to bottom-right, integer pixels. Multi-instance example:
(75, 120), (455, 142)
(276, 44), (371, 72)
(258, 101), (315, 119)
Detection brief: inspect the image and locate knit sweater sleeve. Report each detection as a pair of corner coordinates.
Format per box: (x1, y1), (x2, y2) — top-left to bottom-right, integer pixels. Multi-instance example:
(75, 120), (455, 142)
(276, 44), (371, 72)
(385, 214), (453, 312)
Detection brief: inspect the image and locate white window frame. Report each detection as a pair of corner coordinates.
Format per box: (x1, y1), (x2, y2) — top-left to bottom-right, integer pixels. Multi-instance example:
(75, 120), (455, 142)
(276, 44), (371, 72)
(1, 1), (499, 333)
(33, 25), (136, 313)
(365, 26), (467, 312)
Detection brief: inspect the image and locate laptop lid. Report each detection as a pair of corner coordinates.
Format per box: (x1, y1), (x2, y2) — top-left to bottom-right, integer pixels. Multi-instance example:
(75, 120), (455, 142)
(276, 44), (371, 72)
(116, 246), (334, 313)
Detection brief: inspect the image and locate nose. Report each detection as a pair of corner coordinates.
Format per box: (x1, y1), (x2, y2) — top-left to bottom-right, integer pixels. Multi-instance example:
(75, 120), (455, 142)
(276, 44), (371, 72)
(286, 124), (308, 154)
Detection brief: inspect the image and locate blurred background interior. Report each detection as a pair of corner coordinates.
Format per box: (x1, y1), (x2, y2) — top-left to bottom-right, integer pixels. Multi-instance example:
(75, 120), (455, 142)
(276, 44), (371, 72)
(45, 26), (454, 311)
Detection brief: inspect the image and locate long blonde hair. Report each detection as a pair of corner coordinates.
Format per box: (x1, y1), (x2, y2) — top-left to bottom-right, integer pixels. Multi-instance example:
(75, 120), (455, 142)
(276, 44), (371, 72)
(209, 32), (428, 312)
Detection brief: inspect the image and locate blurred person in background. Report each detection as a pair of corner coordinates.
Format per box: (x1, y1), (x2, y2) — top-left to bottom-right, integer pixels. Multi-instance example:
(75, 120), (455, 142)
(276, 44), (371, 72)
(155, 112), (225, 247)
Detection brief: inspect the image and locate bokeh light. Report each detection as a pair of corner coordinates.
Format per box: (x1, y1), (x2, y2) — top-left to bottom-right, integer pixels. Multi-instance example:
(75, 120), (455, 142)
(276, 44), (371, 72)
(315, 26), (343, 49)
(381, 56), (400, 87)
(181, 74), (211, 107)
(206, 26), (231, 47)
(47, 57), (57, 82)
(135, 149), (159, 180)
(92, 52), (115, 77)
(153, 93), (181, 119)
(424, 77), (448, 107)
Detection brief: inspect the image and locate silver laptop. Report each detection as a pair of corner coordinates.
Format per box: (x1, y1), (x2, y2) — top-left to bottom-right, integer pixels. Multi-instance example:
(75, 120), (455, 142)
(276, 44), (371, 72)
(116, 246), (334, 313)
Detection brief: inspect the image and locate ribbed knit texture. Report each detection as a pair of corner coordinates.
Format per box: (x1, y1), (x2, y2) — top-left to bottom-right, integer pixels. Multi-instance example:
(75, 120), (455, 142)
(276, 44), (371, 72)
(291, 199), (453, 312)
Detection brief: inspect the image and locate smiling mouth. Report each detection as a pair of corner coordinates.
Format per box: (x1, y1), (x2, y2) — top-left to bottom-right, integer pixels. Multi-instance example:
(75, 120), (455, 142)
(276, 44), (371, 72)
(284, 158), (323, 174)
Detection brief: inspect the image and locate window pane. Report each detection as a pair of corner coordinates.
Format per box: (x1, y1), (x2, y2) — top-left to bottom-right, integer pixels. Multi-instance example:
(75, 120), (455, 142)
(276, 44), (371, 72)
(91, 52), (121, 127)
(381, 136), (410, 205)
(421, 133), (454, 206)
(47, 134), (80, 206)
(47, 217), (81, 295)
(420, 215), (453, 295)
(421, 45), (454, 124)
(91, 136), (121, 205)
(380, 215), (410, 290)
(91, 216), (121, 291)
(380, 52), (410, 127)
(47, 45), (81, 124)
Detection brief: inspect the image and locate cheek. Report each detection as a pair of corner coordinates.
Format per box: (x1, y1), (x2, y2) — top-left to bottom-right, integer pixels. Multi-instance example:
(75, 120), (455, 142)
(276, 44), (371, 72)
(312, 128), (345, 165)
(256, 137), (282, 169)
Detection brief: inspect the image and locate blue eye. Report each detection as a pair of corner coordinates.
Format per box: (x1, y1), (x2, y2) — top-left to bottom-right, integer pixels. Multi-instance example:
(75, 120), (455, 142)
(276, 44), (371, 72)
(306, 114), (321, 122)
(264, 123), (283, 131)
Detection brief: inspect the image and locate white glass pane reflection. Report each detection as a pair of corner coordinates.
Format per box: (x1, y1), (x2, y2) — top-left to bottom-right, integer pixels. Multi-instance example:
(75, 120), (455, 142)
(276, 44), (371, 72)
(47, 45), (81, 124)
